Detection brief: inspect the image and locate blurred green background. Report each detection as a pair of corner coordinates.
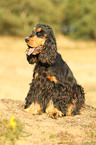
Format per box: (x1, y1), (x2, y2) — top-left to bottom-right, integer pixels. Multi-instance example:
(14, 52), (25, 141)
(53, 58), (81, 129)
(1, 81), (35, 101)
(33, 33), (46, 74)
(0, 0), (96, 39)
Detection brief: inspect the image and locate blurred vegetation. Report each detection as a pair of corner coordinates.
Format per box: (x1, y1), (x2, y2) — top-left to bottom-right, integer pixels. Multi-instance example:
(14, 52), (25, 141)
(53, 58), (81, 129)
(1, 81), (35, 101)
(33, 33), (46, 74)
(0, 116), (29, 145)
(0, 0), (96, 39)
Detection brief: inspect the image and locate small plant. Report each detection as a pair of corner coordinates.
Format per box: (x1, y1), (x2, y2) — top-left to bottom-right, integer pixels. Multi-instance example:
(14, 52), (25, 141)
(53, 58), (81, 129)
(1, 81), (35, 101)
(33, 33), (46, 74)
(0, 116), (26, 145)
(49, 134), (56, 138)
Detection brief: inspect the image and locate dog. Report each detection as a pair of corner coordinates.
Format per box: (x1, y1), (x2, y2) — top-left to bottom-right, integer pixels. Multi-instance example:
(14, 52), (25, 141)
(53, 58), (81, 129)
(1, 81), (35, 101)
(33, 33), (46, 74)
(24, 23), (85, 119)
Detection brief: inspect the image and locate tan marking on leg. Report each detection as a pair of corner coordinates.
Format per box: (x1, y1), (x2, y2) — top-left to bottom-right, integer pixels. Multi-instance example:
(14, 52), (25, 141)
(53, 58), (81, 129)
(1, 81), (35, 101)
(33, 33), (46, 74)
(24, 102), (42, 114)
(66, 99), (76, 116)
(34, 73), (38, 79)
(47, 75), (57, 83)
(46, 100), (63, 119)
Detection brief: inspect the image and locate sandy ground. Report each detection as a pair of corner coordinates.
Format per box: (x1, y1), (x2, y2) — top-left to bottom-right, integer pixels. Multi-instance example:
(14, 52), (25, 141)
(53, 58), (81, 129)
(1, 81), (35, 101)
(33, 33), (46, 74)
(0, 36), (96, 145)
(0, 99), (96, 145)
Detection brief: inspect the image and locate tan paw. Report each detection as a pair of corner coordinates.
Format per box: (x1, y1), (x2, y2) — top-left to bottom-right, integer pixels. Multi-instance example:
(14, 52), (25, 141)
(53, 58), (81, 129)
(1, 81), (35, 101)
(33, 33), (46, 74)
(46, 100), (64, 119)
(49, 112), (64, 119)
(24, 102), (42, 115)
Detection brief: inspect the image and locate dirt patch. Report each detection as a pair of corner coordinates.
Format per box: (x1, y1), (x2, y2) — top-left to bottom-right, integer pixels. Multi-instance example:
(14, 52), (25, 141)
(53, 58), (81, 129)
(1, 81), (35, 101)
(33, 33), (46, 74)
(0, 99), (96, 145)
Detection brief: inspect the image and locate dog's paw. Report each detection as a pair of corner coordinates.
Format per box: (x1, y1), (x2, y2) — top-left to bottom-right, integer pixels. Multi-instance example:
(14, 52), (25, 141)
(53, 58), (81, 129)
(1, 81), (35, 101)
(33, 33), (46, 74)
(49, 112), (64, 119)
(46, 100), (64, 119)
(23, 102), (42, 115)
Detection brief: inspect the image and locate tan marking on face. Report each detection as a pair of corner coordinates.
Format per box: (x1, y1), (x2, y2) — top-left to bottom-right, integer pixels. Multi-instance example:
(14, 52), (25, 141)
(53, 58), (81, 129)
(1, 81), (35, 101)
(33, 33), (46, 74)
(47, 75), (57, 83)
(37, 27), (42, 32)
(33, 27), (36, 31)
(34, 73), (38, 79)
(27, 35), (46, 48)
(25, 36), (30, 40)
(66, 99), (76, 116)
(46, 100), (64, 119)
(24, 102), (42, 114)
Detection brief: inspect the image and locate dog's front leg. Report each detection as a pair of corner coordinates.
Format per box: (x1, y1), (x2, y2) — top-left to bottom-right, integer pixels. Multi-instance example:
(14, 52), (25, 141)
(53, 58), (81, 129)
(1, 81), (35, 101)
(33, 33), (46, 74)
(24, 79), (43, 114)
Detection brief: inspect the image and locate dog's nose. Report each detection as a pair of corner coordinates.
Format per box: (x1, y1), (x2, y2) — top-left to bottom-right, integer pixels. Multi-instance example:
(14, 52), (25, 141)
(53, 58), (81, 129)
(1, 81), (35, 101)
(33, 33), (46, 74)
(25, 37), (30, 43)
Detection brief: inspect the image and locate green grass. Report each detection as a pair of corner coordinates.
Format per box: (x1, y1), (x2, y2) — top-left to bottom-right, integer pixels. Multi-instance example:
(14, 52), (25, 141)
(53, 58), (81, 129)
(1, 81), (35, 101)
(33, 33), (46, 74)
(0, 116), (29, 145)
(49, 134), (56, 138)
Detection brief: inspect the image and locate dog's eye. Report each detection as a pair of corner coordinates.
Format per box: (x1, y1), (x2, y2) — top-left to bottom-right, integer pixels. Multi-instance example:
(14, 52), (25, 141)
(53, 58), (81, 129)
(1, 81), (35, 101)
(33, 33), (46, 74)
(36, 30), (45, 37)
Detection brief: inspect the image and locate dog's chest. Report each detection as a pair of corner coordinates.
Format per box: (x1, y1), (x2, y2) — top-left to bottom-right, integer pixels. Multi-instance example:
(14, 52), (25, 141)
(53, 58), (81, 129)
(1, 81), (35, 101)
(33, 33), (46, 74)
(33, 63), (57, 84)
(34, 63), (52, 77)
(33, 64), (47, 80)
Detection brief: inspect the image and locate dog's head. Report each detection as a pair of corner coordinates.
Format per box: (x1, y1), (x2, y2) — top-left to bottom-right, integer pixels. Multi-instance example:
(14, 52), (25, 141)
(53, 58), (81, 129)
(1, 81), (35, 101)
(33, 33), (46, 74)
(25, 24), (57, 64)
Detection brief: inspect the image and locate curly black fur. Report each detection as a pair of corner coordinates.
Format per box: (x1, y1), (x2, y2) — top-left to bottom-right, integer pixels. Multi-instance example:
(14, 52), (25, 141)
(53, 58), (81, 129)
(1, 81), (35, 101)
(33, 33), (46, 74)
(24, 23), (85, 117)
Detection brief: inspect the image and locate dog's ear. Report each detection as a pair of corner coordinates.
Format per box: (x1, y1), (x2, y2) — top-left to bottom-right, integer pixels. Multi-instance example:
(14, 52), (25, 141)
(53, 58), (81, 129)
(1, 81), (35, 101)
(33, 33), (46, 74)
(38, 31), (57, 65)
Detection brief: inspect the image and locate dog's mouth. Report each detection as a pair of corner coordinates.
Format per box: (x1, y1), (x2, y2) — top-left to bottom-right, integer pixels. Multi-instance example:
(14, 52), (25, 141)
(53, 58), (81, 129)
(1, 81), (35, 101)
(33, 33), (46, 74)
(27, 45), (42, 55)
(25, 35), (46, 55)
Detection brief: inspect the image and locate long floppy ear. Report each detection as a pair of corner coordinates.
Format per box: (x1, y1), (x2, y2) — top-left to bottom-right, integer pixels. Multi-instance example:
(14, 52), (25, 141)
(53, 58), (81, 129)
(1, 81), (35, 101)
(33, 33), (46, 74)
(38, 31), (57, 65)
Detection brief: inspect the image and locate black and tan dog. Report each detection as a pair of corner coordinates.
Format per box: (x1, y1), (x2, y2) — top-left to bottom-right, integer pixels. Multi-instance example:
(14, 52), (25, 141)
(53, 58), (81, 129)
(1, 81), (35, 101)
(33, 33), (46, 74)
(24, 23), (85, 119)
